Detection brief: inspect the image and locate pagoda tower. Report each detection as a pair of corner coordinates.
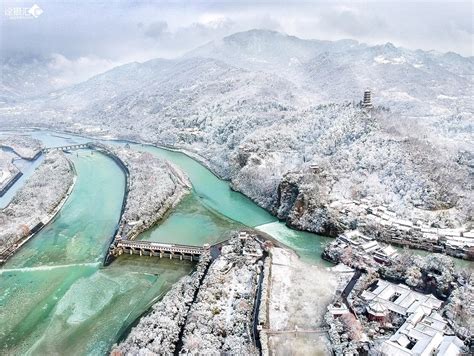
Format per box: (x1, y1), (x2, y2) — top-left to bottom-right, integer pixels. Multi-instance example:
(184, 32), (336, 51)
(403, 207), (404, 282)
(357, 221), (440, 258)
(362, 90), (373, 109)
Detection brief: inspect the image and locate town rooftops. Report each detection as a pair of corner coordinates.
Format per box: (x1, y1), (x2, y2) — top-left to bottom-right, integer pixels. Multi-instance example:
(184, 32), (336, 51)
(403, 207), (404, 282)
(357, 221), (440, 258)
(374, 245), (398, 260)
(361, 240), (379, 252)
(339, 230), (372, 246)
(361, 280), (442, 316)
(361, 280), (460, 356)
(381, 310), (454, 356)
(327, 302), (350, 316)
(463, 231), (474, 239)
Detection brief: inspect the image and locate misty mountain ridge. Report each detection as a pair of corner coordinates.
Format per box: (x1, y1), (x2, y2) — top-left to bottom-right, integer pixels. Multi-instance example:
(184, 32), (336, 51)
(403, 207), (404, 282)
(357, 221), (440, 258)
(0, 29), (472, 232)
(185, 29), (473, 116)
(2, 29), (473, 118)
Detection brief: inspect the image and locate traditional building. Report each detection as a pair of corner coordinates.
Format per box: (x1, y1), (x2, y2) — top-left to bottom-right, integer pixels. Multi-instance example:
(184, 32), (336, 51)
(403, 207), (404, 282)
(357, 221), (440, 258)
(362, 90), (373, 109)
(360, 279), (465, 356)
(367, 300), (389, 323)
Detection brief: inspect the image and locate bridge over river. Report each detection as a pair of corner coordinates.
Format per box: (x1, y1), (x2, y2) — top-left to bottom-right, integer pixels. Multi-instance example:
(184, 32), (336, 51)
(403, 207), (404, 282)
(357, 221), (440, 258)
(43, 143), (91, 153)
(111, 239), (211, 262)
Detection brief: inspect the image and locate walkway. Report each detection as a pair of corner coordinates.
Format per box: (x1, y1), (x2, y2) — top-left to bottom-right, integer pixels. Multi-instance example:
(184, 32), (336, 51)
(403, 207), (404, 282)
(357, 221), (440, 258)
(263, 327), (329, 335)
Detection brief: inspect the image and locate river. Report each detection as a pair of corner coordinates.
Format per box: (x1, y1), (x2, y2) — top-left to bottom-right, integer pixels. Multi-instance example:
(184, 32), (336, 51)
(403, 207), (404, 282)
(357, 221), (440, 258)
(0, 130), (332, 355)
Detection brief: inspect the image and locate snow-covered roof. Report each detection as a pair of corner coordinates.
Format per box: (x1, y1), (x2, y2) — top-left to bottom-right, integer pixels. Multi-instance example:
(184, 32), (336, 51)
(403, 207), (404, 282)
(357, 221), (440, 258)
(361, 240), (379, 252)
(367, 301), (388, 316)
(382, 309), (447, 356)
(436, 336), (464, 355)
(361, 280), (442, 316)
(381, 245), (397, 257)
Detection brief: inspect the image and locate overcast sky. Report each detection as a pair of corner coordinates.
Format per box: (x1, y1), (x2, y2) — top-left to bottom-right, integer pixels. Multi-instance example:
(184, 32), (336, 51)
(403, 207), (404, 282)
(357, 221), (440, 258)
(1, 1), (472, 83)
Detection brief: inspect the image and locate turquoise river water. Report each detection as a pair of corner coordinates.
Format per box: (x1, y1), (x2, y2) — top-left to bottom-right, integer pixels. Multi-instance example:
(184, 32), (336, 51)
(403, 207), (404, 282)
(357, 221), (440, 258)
(0, 130), (332, 355)
(0, 131), (466, 355)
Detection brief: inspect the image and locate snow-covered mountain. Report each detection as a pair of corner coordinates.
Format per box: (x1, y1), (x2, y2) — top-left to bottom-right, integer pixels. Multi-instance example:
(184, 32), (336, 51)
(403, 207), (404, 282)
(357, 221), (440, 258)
(0, 54), (118, 104)
(0, 55), (60, 103)
(185, 29), (362, 74)
(0, 30), (472, 233)
(185, 29), (473, 116)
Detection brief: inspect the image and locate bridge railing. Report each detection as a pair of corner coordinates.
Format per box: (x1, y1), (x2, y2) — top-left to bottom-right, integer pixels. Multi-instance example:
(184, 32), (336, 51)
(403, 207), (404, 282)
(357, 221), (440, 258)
(116, 239), (208, 255)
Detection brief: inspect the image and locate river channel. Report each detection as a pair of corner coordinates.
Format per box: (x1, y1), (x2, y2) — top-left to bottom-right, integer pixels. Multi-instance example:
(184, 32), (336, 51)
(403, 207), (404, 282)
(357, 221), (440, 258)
(0, 130), (332, 354)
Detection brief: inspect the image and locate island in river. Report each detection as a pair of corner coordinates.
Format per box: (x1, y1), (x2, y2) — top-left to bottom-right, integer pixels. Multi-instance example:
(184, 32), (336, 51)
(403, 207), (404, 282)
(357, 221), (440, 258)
(0, 130), (471, 355)
(0, 130), (334, 355)
(0, 136), (75, 265)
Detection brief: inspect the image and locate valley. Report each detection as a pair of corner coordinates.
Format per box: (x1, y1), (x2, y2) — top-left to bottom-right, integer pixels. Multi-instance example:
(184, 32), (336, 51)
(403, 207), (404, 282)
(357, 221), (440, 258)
(0, 27), (472, 355)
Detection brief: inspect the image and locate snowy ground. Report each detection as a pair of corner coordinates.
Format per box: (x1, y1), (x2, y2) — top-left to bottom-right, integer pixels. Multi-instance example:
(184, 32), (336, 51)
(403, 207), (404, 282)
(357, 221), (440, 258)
(267, 247), (338, 355)
(181, 235), (262, 354)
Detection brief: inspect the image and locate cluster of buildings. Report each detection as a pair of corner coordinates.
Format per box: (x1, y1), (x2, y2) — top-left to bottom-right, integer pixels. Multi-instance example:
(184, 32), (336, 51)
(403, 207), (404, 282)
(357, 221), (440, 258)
(326, 277), (467, 355)
(339, 230), (398, 265)
(325, 229), (399, 268)
(362, 280), (465, 355)
(329, 198), (474, 260)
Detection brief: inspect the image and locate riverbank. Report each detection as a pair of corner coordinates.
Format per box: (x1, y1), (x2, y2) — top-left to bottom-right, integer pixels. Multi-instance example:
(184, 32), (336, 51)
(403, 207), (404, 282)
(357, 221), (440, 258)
(0, 135), (43, 160)
(0, 150), (22, 197)
(0, 151), (76, 264)
(99, 144), (192, 265)
(0, 135), (43, 198)
(112, 231), (268, 355)
(111, 250), (211, 355)
(112, 146), (191, 240)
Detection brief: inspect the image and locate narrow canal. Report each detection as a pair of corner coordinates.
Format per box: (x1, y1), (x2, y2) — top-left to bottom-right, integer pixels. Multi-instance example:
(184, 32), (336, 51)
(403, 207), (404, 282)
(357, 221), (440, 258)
(0, 130), (332, 354)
